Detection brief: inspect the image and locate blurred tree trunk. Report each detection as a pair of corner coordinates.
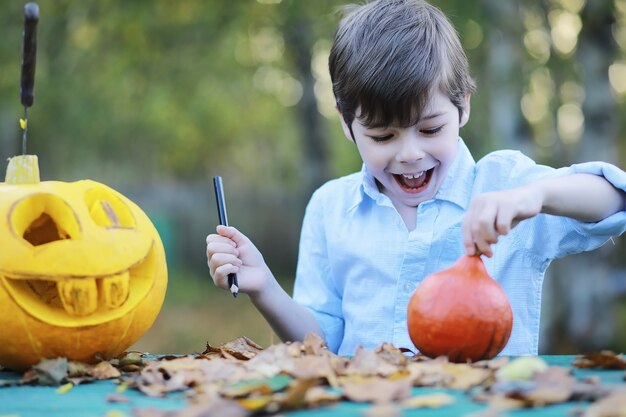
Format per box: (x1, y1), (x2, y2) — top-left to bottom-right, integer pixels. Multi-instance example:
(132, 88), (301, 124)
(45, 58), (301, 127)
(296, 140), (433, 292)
(482, 0), (529, 154)
(541, 1), (619, 353)
(282, 2), (330, 195)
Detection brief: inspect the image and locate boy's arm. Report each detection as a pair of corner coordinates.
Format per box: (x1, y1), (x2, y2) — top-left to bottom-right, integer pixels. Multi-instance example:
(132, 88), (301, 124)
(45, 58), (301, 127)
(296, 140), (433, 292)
(463, 173), (626, 257)
(207, 225), (323, 342)
(247, 269), (324, 343)
(537, 173), (625, 220)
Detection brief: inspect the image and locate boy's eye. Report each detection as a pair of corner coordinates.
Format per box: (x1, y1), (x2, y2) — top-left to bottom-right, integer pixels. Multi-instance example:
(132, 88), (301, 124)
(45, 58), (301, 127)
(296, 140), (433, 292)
(420, 125), (444, 135)
(368, 134), (394, 142)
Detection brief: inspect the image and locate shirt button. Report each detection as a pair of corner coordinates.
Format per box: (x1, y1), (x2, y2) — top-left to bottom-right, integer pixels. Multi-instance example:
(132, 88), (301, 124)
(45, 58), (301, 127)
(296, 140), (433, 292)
(404, 282), (414, 292)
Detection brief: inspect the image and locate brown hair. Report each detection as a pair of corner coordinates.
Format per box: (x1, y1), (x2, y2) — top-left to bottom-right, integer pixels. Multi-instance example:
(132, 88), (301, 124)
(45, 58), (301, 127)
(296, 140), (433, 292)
(329, 0), (476, 137)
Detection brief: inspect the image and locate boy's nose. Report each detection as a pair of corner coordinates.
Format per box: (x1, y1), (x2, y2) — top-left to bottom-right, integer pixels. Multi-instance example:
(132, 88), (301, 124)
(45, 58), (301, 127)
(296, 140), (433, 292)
(396, 136), (426, 163)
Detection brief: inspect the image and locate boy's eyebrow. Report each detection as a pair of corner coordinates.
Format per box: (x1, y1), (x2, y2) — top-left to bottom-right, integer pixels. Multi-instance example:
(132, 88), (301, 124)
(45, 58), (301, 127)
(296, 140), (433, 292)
(363, 111), (447, 129)
(419, 111), (446, 121)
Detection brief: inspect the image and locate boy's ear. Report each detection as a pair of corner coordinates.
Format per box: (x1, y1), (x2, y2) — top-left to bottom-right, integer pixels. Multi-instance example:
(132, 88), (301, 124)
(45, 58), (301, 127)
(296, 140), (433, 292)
(337, 107), (355, 142)
(460, 94), (471, 127)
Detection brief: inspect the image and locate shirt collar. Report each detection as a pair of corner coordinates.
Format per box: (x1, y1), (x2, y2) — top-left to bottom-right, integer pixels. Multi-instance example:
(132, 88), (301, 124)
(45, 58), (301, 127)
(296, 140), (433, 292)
(347, 137), (476, 212)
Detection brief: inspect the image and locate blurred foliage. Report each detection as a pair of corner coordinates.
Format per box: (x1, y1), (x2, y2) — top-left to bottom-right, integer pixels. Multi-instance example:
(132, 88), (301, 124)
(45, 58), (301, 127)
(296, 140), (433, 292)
(1, 0), (625, 354)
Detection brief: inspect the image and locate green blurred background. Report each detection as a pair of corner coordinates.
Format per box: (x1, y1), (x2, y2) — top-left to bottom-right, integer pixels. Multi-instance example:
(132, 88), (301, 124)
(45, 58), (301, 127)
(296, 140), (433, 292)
(1, 0), (625, 355)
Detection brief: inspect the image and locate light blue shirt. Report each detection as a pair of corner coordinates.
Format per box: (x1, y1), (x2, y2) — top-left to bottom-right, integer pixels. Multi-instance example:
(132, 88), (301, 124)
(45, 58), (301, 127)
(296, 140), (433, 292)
(292, 138), (626, 356)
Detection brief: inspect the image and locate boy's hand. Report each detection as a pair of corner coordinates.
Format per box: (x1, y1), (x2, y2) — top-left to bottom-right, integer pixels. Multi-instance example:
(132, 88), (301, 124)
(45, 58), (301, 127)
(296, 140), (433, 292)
(462, 185), (543, 257)
(206, 225), (271, 295)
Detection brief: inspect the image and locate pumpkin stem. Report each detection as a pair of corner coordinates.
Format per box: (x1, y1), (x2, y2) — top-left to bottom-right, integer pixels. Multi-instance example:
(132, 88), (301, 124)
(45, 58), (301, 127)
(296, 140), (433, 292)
(458, 254), (488, 279)
(5, 154), (40, 184)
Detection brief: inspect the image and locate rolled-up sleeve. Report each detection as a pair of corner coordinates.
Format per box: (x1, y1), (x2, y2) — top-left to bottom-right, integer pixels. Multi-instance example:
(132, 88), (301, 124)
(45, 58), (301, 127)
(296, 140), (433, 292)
(564, 161), (626, 237)
(530, 160), (626, 260)
(292, 189), (344, 352)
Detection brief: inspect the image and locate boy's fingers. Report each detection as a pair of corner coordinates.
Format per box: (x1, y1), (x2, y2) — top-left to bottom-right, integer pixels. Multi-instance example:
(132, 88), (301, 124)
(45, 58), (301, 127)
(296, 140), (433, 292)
(206, 233), (237, 248)
(208, 253), (242, 273)
(475, 241), (493, 258)
(213, 264), (240, 288)
(206, 241), (239, 257)
(474, 207), (498, 240)
(495, 207), (514, 235)
(216, 225), (251, 247)
(464, 207), (498, 258)
(219, 253), (243, 266)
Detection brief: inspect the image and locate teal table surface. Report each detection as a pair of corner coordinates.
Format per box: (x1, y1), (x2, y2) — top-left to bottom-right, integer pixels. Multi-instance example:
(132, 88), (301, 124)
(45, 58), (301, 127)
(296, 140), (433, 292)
(0, 355), (624, 417)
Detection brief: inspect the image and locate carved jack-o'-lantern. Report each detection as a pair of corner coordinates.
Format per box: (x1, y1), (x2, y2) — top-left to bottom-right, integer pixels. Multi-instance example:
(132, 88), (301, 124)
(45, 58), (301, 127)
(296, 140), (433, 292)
(0, 155), (167, 371)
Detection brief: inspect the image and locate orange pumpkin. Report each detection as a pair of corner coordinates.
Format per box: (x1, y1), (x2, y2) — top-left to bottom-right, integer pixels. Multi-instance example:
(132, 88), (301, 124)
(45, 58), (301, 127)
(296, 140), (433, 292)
(0, 155), (167, 371)
(407, 255), (512, 363)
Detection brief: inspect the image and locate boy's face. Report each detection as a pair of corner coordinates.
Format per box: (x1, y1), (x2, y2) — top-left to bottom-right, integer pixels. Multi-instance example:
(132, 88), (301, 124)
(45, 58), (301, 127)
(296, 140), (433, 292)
(341, 90), (469, 209)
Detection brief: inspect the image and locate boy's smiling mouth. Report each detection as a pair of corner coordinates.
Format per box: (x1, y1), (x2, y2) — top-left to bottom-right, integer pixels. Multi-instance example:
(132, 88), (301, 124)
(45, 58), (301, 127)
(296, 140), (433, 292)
(393, 168), (434, 193)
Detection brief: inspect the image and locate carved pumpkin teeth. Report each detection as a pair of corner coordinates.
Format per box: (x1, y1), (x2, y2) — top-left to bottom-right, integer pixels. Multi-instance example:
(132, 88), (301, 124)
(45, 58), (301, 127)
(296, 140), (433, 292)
(100, 271), (130, 309)
(57, 278), (98, 316)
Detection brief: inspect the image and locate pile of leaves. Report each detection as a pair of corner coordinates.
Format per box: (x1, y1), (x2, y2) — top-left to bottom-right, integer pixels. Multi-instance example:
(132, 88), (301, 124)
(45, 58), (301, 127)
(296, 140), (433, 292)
(4, 335), (626, 417)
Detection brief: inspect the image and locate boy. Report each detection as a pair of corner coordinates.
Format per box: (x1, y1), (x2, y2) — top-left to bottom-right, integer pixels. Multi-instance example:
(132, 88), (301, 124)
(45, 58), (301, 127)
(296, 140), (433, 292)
(206, 0), (626, 356)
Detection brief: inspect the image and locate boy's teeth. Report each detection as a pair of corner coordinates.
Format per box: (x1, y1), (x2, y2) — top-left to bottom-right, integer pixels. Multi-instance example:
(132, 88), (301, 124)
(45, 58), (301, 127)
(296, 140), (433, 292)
(402, 172), (424, 179)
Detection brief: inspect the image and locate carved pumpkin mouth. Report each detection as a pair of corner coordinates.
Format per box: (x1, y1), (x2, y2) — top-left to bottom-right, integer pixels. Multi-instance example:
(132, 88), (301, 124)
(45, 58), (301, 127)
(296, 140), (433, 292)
(0, 243), (157, 327)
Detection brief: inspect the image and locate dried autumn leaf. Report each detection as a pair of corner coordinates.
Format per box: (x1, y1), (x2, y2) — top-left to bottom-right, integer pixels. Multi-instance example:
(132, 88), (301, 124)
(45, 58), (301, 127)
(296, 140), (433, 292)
(363, 403), (402, 417)
(203, 337), (263, 360)
(220, 374), (292, 398)
(473, 356), (510, 370)
(67, 361), (92, 378)
(581, 387), (626, 417)
(341, 376), (413, 403)
(521, 368), (573, 406)
(104, 410), (129, 417)
(277, 377), (321, 410)
(56, 382), (73, 394)
(134, 398), (250, 417)
(33, 358), (69, 386)
(117, 351), (146, 368)
(444, 363), (491, 390)
(374, 343), (409, 367)
(244, 343), (297, 377)
(463, 406), (510, 417)
(407, 360), (490, 389)
(303, 386), (341, 406)
(137, 356), (248, 397)
(345, 347), (402, 377)
(495, 356), (548, 381)
(387, 369), (411, 381)
(572, 352), (626, 370)
(236, 395), (272, 411)
(92, 361), (122, 380)
(302, 332), (328, 356)
(19, 369), (38, 385)
(402, 392), (456, 408)
(479, 393), (527, 411)
(485, 366), (578, 408)
(570, 377), (612, 402)
(289, 355), (339, 386)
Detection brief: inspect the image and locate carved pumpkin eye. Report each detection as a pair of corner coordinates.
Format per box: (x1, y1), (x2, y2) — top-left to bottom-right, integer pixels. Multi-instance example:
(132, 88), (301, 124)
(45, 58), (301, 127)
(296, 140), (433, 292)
(10, 194), (81, 246)
(84, 187), (136, 228)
